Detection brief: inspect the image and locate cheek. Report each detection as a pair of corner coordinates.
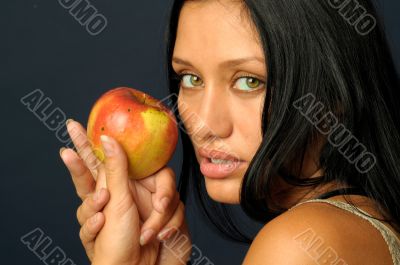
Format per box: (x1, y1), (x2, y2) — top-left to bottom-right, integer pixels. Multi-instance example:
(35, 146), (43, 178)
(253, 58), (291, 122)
(233, 99), (264, 143)
(227, 103), (264, 167)
(239, 115), (262, 138)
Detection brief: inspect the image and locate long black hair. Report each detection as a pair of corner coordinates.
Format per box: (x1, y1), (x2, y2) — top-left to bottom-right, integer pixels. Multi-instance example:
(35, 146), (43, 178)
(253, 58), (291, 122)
(163, 0), (400, 243)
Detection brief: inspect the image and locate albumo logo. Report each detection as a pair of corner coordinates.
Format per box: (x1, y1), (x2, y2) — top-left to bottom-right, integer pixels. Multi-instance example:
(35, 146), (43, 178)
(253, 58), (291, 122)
(58, 0), (108, 36)
(328, 0), (377, 36)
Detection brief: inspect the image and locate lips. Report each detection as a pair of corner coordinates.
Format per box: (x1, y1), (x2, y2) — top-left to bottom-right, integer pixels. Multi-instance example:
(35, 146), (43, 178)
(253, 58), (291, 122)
(198, 147), (246, 179)
(198, 147), (242, 162)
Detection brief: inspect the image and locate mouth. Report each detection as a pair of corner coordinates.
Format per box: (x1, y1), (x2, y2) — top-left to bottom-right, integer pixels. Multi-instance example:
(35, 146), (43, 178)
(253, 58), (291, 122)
(198, 147), (243, 162)
(198, 147), (246, 178)
(201, 157), (242, 166)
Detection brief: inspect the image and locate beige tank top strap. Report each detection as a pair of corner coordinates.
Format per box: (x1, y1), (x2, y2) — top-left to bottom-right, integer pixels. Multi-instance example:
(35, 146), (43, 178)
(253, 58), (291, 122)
(289, 199), (400, 265)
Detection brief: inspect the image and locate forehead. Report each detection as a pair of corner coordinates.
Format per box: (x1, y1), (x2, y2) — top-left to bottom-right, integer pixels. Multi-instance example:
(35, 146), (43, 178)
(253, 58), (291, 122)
(173, 0), (264, 64)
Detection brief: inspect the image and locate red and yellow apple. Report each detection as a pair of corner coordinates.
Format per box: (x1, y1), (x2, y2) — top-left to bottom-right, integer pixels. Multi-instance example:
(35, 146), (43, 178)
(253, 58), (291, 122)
(87, 87), (178, 180)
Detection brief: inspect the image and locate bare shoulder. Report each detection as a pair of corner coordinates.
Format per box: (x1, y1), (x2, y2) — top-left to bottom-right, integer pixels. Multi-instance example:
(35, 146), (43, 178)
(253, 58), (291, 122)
(243, 199), (393, 265)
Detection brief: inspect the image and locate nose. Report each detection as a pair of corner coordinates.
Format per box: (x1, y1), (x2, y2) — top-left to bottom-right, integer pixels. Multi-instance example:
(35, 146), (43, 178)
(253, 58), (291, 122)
(180, 83), (233, 147)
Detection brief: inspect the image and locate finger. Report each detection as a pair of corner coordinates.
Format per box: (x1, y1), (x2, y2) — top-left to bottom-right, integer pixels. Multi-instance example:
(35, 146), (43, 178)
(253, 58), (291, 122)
(153, 167), (177, 214)
(138, 167), (177, 214)
(60, 147), (96, 200)
(79, 212), (105, 261)
(100, 135), (131, 199)
(139, 192), (180, 246)
(130, 180), (152, 220)
(66, 119), (102, 178)
(157, 202), (185, 242)
(131, 167), (178, 224)
(94, 169), (107, 192)
(77, 188), (110, 225)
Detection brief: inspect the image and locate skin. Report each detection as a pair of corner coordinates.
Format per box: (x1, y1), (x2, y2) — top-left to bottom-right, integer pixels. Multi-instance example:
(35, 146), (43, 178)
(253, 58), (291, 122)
(173, 0), (266, 204)
(172, 0), (400, 264)
(61, 0), (400, 264)
(60, 120), (191, 265)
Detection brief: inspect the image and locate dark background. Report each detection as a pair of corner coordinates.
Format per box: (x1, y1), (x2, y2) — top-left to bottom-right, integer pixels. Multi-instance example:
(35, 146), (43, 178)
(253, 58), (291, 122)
(1, 0), (399, 264)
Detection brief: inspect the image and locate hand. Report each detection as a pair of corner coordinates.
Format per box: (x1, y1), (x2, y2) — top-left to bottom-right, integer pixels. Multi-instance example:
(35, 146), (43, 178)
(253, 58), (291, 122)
(60, 119), (191, 264)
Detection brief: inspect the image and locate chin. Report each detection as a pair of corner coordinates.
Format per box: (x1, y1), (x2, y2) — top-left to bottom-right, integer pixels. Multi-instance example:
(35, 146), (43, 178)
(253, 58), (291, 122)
(203, 176), (242, 204)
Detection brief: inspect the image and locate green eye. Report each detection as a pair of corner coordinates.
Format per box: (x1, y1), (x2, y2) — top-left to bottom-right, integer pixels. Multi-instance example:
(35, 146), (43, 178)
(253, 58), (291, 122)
(181, 74), (203, 88)
(235, 76), (264, 91)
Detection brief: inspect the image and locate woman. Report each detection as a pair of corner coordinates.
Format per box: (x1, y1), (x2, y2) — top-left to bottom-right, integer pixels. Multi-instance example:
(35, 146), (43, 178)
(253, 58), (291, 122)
(60, 0), (400, 264)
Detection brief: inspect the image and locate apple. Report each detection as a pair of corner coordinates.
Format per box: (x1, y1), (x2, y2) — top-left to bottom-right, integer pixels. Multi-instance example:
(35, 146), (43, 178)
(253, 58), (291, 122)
(87, 87), (178, 180)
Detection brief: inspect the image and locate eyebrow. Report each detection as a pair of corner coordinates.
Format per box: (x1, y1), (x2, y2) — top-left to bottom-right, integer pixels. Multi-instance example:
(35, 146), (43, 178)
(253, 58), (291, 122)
(172, 56), (265, 68)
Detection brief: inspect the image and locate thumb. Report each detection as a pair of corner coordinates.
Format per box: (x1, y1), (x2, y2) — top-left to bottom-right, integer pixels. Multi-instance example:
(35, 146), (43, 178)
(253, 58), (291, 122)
(100, 135), (131, 198)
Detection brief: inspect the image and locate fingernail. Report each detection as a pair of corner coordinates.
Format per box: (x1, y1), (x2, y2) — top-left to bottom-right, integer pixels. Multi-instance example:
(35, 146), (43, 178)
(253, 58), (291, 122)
(157, 227), (175, 241)
(91, 213), (99, 224)
(160, 197), (170, 212)
(66, 119), (74, 126)
(140, 229), (154, 246)
(100, 135), (114, 157)
(59, 147), (66, 157)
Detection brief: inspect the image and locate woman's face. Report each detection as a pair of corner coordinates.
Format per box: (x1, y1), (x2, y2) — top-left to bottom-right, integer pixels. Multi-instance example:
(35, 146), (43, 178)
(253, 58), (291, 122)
(172, 0), (267, 204)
